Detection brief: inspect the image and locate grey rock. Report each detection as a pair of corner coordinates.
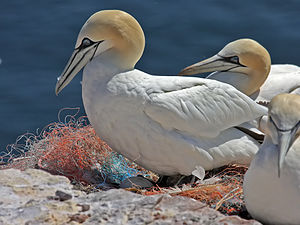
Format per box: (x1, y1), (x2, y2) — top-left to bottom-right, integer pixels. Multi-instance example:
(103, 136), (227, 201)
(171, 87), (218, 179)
(55, 190), (73, 201)
(119, 176), (155, 189)
(0, 169), (84, 225)
(81, 189), (260, 225)
(0, 168), (261, 225)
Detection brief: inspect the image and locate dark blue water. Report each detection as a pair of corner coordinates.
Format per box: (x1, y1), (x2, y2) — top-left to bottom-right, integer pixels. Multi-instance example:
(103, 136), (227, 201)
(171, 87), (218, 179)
(1, 0), (300, 151)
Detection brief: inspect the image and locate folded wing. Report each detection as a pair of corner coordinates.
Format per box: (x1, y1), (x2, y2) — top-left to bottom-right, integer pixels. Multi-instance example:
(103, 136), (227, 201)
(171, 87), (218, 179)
(144, 76), (267, 138)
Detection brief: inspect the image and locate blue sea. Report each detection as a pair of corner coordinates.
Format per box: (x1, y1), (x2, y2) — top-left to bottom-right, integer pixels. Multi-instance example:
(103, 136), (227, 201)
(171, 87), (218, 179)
(1, 0), (300, 151)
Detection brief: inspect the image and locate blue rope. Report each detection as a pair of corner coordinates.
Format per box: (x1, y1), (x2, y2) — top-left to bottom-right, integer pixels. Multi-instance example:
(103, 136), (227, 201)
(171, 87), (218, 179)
(99, 152), (145, 184)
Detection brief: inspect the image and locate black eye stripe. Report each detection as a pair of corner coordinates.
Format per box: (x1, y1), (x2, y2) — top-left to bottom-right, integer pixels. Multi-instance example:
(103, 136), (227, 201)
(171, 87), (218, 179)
(230, 56), (239, 64)
(222, 56), (239, 63)
(76, 38), (96, 50)
(270, 116), (300, 132)
(82, 39), (91, 47)
(218, 54), (245, 67)
(269, 116), (283, 132)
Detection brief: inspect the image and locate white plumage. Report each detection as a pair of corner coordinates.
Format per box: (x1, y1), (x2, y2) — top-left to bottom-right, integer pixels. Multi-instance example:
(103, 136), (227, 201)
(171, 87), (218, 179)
(55, 10), (266, 176)
(244, 93), (300, 225)
(256, 64), (300, 102)
(83, 60), (265, 175)
(179, 39), (300, 103)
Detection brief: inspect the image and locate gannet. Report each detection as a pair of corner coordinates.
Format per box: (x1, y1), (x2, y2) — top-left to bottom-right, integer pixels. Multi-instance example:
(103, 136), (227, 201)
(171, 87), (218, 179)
(256, 64), (300, 103)
(55, 10), (267, 178)
(179, 39), (270, 135)
(243, 93), (300, 225)
(179, 39), (271, 100)
(179, 39), (300, 104)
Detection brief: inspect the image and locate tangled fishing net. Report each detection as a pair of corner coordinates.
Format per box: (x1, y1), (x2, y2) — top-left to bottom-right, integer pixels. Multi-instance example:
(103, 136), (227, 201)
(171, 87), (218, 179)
(0, 108), (249, 216)
(139, 164), (247, 216)
(0, 108), (148, 186)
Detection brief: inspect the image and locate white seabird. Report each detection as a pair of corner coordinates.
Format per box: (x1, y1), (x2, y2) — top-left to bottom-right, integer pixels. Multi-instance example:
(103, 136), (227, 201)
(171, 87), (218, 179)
(243, 93), (300, 225)
(179, 39), (271, 99)
(256, 64), (300, 103)
(55, 10), (266, 178)
(179, 39), (300, 103)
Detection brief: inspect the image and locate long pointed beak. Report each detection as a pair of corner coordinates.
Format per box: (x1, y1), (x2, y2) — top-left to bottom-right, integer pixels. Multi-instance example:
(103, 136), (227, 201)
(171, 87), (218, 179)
(178, 54), (238, 75)
(55, 42), (100, 95)
(277, 128), (298, 177)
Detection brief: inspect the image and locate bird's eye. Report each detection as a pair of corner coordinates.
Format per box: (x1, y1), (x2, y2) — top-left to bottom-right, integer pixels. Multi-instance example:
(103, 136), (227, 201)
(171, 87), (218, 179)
(230, 56), (239, 64)
(80, 38), (94, 49)
(82, 38), (91, 47)
(220, 55), (242, 65)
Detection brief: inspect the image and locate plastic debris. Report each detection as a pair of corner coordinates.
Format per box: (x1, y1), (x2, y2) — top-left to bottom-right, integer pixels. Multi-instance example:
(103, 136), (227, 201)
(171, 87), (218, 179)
(0, 108), (148, 185)
(0, 108), (249, 217)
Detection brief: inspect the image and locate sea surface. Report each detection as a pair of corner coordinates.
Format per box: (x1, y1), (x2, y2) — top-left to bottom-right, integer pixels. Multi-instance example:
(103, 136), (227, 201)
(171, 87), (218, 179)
(1, 0), (300, 152)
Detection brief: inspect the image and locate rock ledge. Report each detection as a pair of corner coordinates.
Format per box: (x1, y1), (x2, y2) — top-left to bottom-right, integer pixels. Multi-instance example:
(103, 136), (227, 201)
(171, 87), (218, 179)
(0, 169), (261, 225)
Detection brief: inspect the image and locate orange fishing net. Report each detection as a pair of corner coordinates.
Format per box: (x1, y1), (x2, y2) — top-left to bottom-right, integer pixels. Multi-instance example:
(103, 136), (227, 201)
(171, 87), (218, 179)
(140, 164), (247, 215)
(0, 108), (147, 185)
(0, 108), (248, 216)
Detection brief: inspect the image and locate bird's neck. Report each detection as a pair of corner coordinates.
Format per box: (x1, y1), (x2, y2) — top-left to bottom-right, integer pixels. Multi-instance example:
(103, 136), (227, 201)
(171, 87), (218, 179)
(82, 52), (129, 119)
(83, 50), (130, 84)
(207, 71), (252, 95)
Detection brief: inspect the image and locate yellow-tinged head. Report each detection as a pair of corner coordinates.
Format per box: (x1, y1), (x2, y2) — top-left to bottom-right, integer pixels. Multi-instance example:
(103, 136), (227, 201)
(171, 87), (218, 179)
(179, 39), (271, 96)
(267, 93), (300, 176)
(55, 10), (145, 95)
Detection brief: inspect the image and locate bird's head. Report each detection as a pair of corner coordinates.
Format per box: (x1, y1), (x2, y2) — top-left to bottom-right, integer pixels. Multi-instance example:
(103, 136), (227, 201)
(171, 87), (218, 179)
(55, 10), (145, 95)
(267, 93), (300, 176)
(179, 39), (271, 96)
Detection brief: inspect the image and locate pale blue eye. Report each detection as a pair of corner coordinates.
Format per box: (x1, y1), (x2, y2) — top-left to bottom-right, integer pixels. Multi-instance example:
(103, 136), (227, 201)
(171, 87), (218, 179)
(82, 38), (91, 47)
(230, 56), (239, 64)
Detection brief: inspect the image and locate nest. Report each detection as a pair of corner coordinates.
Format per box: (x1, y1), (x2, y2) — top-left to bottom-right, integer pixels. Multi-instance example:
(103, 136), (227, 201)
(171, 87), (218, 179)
(138, 164), (247, 216)
(0, 108), (249, 216)
(0, 108), (147, 186)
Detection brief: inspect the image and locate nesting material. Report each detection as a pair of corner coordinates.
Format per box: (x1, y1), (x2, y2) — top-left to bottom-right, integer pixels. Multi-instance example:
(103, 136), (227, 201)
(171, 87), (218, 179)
(0, 108), (248, 216)
(139, 164), (247, 216)
(0, 108), (147, 185)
